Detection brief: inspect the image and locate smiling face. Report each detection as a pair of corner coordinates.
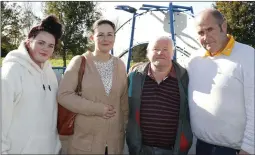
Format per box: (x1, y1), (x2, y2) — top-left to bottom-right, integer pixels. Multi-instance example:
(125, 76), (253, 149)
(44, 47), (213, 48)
(195, 11), (227, 53)
(146, 38), (174, 67)
(27, 31), (55, 66)
(91, 24), (115, 53)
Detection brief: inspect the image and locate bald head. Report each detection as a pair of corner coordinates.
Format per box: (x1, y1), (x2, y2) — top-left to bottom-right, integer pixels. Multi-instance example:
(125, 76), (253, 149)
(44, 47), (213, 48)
(195, 9), (225, 26)
(194, 8), (228, 53)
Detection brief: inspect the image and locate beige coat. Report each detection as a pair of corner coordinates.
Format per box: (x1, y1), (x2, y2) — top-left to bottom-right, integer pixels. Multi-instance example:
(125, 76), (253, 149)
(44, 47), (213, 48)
(57, 53), (128, 154)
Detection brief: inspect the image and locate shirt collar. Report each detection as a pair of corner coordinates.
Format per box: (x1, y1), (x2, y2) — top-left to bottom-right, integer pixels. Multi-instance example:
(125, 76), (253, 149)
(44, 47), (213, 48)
(148, 63), (176, 80)
(204, 34), (235, 57)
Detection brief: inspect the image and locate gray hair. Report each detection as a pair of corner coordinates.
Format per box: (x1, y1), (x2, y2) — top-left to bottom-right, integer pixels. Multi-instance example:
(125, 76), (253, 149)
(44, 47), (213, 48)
(147, 35), (175, 51)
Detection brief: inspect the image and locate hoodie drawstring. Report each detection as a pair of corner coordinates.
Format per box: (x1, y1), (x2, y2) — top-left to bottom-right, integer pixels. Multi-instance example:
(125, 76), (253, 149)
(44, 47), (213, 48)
(47, 76), (51, 91)
(41, 72), (51, 91)
(41, 74), (46, 91)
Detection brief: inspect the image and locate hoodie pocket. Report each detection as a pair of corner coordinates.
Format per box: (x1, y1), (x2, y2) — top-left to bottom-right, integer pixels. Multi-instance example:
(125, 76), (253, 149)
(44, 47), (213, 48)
(21, 132), (58, 154)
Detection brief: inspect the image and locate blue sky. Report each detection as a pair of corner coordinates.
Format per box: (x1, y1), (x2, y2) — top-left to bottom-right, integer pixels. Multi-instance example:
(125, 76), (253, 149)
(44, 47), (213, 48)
(28, 1), (214, 19)
(99, 2), (214, 15)
(98, 2), (214, 26)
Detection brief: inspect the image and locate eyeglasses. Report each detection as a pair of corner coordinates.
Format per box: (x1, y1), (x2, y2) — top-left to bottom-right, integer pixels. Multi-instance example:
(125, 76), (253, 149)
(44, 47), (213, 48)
(96, 34), (115, 41)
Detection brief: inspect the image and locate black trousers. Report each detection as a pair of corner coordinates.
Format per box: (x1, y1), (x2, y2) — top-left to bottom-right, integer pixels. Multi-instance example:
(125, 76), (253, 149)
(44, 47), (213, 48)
(196, 139), (240, 155)
(140, 145), (174, 155)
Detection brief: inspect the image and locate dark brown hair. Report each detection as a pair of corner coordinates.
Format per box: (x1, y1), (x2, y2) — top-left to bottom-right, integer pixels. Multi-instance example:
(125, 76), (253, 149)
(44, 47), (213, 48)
(91, 19), (116, 34)
(211, 9), (225, 25)
(28, 15), (63, 45)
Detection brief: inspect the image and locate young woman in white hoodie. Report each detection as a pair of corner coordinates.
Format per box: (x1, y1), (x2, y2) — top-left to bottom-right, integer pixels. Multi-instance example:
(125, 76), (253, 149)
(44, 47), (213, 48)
(1, 15), (63, 154)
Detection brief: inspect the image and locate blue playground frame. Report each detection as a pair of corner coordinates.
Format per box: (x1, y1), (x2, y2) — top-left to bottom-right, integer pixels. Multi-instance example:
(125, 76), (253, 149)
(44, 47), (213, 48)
(115, 2), (194, 72)
(52, 66), (66, 75)
(52, 2), (194, 74)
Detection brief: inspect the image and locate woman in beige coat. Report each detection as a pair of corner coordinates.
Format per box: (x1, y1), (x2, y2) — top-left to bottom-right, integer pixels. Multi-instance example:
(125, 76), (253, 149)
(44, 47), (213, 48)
(57, 19), (128, 154)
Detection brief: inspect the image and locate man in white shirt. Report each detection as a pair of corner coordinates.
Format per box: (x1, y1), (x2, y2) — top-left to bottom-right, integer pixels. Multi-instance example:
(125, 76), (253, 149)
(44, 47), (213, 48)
(186, 9), (254, 155)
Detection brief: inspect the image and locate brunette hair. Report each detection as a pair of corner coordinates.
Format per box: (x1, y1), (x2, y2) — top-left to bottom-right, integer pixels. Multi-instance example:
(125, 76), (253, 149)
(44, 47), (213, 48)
(28, 15), (63, 45)
(91, 19), (116, 34)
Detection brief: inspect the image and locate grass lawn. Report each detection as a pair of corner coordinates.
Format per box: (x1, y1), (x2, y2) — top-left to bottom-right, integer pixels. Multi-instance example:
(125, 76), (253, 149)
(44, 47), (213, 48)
(1, 57), (70, 67)
(1, 57), (136, 68)
(49, 58), (70, 67)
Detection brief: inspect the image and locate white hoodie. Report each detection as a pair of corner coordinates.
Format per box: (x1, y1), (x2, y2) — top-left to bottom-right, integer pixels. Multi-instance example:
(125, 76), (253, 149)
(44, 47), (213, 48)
(1, 41), (61, 154)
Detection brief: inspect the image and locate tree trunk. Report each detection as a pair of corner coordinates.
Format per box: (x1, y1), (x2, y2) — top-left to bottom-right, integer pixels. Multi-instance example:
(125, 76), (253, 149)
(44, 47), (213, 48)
(63, 46), (67, 67)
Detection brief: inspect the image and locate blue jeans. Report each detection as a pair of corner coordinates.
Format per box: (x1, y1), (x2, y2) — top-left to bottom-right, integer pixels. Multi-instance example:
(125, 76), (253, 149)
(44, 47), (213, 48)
(196, 139), (240, 155)
(141, 145), (173, 155)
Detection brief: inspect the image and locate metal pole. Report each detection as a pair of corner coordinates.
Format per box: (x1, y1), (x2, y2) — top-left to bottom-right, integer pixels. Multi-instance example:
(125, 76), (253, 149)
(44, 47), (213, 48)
(190, 6), (194, 14)
(126, 13), (137, 72)
(142, 4), (168, 9)
(172, 5), (193, 10)
(169, 2), (176, 60)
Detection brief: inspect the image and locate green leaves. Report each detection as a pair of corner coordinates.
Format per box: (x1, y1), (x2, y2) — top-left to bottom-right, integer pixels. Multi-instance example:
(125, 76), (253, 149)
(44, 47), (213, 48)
(1, 2), (41, 57)
(45, 2), (101, 56)
(1, 2), (22, 56)
(44, 2), (101, 66)
(215, 2), (255, 48)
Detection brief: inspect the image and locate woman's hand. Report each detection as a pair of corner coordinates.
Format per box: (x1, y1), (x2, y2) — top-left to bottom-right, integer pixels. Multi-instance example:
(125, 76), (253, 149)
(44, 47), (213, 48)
(103, 104), (116, 119)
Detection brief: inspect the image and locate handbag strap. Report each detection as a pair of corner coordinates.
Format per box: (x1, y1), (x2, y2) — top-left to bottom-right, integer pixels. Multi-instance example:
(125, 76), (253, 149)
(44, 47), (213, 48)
(75, 55), (86, 96)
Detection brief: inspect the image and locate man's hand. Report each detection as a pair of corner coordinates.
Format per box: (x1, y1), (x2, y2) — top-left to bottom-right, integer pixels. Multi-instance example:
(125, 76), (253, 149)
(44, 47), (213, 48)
(103, 104), (116, 119)
(239, 150), (249, 155)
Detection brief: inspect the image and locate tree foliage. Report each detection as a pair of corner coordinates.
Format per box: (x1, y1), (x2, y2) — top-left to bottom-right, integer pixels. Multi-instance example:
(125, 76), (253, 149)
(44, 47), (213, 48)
(215, 2), (255, 48)
(20, 2), (41, 35)
(1, 2), (22, 56)
(131, 43), (148, 62)
(1, 2), (41, 57)
(44, 1), (101, 66)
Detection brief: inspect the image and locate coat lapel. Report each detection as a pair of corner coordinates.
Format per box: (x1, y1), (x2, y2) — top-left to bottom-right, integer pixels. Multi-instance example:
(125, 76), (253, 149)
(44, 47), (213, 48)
(108, 57), (118, 97)
(85, 54), (117, 99)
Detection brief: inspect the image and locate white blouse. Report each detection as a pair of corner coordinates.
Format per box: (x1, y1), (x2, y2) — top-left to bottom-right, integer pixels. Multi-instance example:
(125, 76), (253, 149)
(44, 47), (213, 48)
(93, 57), (114, 96)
